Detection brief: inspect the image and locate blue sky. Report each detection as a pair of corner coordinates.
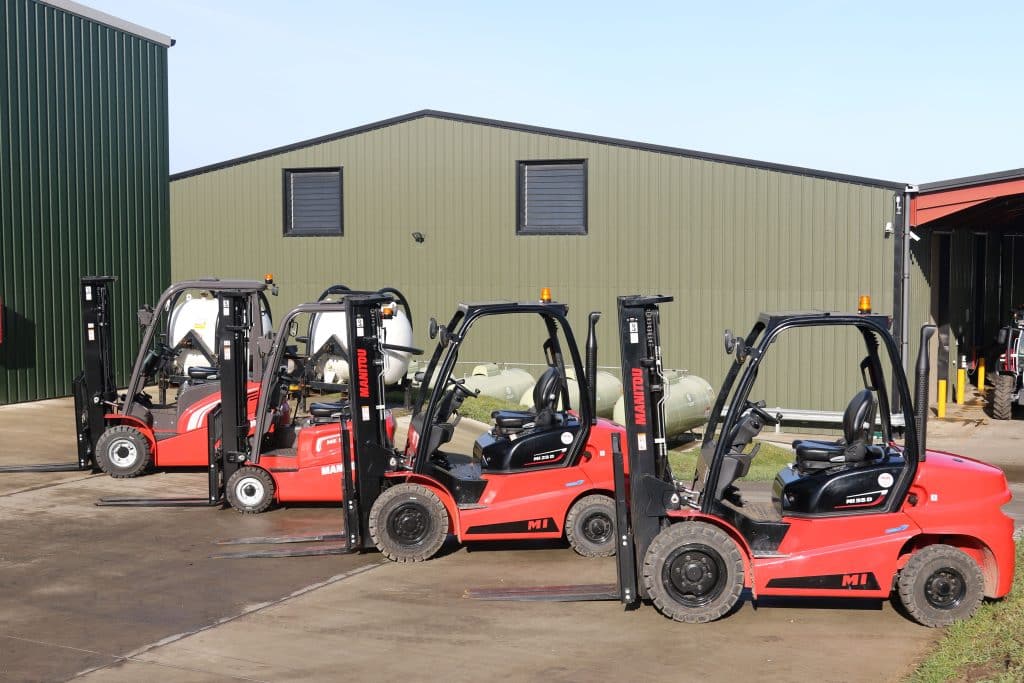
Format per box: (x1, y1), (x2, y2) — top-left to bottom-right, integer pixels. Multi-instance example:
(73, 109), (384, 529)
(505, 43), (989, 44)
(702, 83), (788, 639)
(90, 1), (1023, 182)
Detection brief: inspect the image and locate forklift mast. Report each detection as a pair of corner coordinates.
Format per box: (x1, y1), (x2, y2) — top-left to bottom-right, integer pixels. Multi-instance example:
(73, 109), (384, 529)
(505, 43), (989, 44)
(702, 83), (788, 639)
(212, 290), (254, 498)
(614, 294), (677, 605)
(340, 293), (397, 550)
(75, 276), (119, 469)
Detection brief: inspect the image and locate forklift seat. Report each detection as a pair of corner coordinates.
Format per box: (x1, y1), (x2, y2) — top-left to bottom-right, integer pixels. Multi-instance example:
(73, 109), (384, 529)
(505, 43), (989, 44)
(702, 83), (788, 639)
(492, 367), (562, 431)
(186, 366), (219, 382)
(793, 389), (881, 473)
(309, 401), (346, 418)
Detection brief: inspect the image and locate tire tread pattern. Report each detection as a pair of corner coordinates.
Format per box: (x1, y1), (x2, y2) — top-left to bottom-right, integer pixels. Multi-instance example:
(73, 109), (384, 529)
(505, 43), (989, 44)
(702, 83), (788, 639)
(368, 483), (449, 563)
(226, 466), (276, 514)
(565, 494), (616, 558)
(993, 374), (1014, 420)
(642, 521), (745, 623)
(95, 425), (153, 478)
(896, 543), (985, 628)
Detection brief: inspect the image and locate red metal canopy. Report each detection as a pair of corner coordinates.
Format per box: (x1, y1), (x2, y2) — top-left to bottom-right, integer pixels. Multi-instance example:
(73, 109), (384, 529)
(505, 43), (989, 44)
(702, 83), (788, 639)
(911, 170), (1024, 227)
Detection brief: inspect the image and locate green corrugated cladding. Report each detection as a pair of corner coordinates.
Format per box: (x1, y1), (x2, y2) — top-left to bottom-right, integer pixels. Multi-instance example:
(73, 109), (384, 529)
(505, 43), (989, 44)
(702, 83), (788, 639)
(0, 0), (170, 404)
(171, 116), (898, 411)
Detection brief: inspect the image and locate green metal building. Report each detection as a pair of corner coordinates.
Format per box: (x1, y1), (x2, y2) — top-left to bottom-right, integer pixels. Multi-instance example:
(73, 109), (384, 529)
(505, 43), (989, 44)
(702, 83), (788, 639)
(171, 111), (918, 412)
(0, 0), (172, 404)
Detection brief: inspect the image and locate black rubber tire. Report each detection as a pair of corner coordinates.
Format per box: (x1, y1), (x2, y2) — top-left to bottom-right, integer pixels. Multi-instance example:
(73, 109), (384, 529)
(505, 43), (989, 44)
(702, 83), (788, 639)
(642, 521), (745, 623)
(95, 425), (153, 478)
(565, 494), (617, 557)
(369, 483), (449, 562)
(896, 544), (985, 627)
(993, 374), (1014, 420)
(225, 466), (276, 514)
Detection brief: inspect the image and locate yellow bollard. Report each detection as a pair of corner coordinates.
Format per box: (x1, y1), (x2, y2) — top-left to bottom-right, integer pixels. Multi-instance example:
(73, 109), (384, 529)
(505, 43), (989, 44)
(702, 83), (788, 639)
(956, 368), (966, 404)
(978, 357), (986, 391)
(938, 379), (947, 418)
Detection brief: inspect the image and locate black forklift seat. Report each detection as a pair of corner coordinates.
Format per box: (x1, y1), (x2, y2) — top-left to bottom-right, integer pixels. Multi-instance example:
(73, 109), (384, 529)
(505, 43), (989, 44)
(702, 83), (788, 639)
(309, 401), (346, 418)
(187, 366), (219, 381)
(793, 389), (882, 473)
(492, 367), (561, 431)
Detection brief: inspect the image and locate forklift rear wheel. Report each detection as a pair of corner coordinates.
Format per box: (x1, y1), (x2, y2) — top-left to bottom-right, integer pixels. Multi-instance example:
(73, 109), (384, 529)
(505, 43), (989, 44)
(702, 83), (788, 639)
(226, 467), (276, 514)
(992, 374), (1014, 420)
(95, 426), (153, 478)
(643, 521), (745, 623)
(369, 483), (449, 562)
(565, 494), (616, 557)
(896, 544), (985, 627)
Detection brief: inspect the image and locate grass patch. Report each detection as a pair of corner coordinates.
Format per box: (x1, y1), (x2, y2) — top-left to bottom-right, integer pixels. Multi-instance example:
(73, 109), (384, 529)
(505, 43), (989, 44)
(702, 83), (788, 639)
(909, 541), (1024, 682)
(458, 395), (523, 424)
(668, 439), (793, 482)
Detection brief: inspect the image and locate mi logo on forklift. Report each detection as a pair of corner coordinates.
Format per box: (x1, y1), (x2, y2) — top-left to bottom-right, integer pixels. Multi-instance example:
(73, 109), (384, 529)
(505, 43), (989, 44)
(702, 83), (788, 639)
(842, 573), (870, 587)
(527, 518), (551, 531)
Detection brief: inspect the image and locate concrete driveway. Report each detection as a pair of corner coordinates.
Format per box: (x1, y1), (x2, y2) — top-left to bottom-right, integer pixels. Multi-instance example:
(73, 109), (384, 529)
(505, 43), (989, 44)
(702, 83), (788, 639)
(1, 397), (1019, 682)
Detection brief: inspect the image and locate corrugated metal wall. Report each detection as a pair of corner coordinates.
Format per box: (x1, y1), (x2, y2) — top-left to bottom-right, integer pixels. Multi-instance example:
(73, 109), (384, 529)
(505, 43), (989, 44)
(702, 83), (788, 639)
(0, 0), (170, 404)
(171, 116), (897, 411)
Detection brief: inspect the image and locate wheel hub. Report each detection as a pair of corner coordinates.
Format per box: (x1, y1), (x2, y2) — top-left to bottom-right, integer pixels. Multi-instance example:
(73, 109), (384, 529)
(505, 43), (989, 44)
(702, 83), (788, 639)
(109, 439), (138, 467)
(582, 512), (613, 544)
(234, 477), (265, 506)
(924, 568), (966, 609)
(389, 503), (430, 546)
(664, 546), (726, 607)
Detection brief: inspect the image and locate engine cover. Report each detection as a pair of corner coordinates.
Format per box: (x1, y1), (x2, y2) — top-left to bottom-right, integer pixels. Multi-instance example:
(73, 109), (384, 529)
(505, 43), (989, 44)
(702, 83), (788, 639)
(474, 416), (581, 472)
(773, 455), (905, 515)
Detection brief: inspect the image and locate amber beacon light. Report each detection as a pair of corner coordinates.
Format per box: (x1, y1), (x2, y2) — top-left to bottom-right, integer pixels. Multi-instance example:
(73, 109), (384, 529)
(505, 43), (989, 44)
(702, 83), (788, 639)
(857, 295), (872, 314)
(540, 287), (552, 303)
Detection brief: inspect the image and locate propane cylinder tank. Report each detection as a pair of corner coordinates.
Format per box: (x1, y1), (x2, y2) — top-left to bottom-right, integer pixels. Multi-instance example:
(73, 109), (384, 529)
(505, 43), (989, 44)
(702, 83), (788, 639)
(308, 303), (413, 386)
(613, 369), (714, 437)
(168, 292), (219, 374)
(462, 364), (536, 403)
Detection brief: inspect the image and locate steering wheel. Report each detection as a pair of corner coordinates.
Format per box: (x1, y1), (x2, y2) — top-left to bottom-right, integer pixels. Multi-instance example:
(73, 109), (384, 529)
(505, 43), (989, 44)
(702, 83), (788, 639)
(435, 378), (480, 424)
(450, 378), (480, 400)
(141, 341), (174, 378)
(746, 400), (780, 427)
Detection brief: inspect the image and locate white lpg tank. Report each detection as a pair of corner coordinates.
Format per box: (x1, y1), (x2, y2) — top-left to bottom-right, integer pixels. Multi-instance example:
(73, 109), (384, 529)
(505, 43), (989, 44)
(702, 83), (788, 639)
(167, 291), (272, 375)
(168, 291), (219, 374)
(308, 303), (413, 386)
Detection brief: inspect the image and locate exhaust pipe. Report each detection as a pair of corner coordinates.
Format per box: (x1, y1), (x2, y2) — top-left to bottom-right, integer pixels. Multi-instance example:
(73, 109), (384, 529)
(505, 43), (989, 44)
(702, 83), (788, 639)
(914, 324), (936, 460)
(586, 312), (601, 425)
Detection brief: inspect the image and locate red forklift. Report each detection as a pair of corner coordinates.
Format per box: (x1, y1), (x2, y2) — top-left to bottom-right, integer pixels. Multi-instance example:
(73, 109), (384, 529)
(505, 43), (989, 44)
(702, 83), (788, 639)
(0, 276), (275, 477)
(95, 288), (415, 512)
(470, 295), (1015, 627)
(215, 289), (629, 559)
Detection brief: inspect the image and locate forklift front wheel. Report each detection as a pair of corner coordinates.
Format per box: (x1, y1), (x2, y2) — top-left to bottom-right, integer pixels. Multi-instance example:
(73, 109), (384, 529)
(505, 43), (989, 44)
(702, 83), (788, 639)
(369, 483), (449, 562)
(95, 426), (153, 479)
(896, 544), (985, 627)
(565, 494), (617, 557)
(226, 467), (276, 514)
(642, 521), (745, 623)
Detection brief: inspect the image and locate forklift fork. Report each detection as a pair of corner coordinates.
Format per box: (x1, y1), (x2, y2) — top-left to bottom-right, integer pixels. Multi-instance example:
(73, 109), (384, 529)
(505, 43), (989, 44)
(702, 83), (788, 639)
(210, 419), (357, 559)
